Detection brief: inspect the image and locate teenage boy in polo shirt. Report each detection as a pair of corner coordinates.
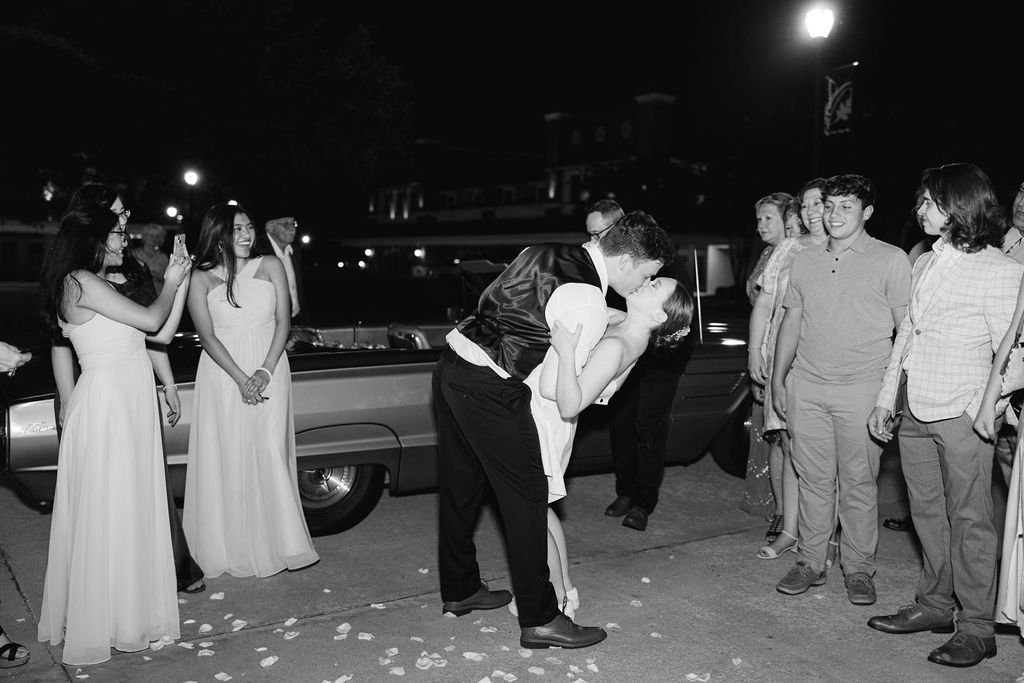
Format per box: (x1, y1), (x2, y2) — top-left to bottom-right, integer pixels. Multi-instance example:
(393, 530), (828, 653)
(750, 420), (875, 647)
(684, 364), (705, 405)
(770, 174), (911, 604)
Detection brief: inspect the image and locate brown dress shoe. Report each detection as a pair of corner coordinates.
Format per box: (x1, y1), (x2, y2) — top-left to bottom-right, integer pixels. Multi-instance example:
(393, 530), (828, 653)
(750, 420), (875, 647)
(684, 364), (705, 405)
(442, 582), (512, 617)
(605, 496), (631, 517)
(867, 603), (954, 634)
(927, 632), (996, 667)
(520, 612), (607, 649)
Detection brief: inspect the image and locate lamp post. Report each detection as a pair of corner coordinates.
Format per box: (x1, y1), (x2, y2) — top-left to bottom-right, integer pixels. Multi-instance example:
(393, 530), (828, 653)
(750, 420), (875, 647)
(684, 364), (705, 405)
(805, 7), (834, 176)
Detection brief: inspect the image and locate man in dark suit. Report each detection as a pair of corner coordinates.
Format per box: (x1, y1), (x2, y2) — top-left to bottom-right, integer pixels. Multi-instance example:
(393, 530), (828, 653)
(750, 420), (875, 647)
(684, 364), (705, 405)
(253, 216), (307, 321)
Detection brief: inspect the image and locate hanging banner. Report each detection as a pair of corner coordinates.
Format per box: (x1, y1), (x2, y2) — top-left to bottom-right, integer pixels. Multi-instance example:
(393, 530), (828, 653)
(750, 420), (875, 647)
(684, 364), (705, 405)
(823, 65), (854, 137)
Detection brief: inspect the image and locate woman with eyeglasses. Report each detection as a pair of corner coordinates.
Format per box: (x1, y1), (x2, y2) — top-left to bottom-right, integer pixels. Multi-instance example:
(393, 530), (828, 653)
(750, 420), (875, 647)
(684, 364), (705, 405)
(51, 184), (205, 596)
(37, 204), (192, 665)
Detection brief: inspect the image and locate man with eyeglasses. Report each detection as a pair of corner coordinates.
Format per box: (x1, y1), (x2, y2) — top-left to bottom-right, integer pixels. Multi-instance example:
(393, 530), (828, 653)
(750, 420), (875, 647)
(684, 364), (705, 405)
(254, 216), (306, 321)
(584, 199), (625, 244)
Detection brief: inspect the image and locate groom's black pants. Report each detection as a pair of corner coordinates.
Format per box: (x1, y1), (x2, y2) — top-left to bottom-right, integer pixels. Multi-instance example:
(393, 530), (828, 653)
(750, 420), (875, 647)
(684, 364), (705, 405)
(432, 347), (559, 628)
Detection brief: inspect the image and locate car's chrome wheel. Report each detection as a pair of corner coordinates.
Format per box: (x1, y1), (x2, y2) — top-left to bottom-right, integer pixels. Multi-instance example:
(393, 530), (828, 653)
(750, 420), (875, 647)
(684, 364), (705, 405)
(297, 464), (385, 536)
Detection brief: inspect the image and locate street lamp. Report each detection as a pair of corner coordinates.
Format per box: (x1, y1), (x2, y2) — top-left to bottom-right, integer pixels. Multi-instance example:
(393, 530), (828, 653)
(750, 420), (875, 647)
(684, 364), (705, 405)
(183, 170), (200, 186)
(805, 7), (834, 175)
(183, 169), (200, 227)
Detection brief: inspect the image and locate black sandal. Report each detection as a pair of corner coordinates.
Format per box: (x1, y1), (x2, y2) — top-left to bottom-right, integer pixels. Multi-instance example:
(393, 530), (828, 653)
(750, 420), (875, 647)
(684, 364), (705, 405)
(0, 626), (30, 669)
(765, 514), (784, 542)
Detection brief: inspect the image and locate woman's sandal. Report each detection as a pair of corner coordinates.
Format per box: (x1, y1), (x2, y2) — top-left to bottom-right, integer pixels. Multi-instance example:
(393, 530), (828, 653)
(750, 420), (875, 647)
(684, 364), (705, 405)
(757, 530), (798, 559)
(764, 514), (784, 543)
(0, 626), (30, 669)
(182, 579), (206, 594)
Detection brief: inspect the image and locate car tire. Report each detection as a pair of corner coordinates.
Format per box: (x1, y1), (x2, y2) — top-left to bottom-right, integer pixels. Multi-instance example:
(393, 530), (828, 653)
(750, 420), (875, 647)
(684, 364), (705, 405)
(297, 463), (386, 536)
(709, 397), (752, 478)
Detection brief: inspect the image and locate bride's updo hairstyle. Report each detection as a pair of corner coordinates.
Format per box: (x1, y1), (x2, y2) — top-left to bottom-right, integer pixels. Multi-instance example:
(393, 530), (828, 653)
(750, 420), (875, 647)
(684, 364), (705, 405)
(651, 280), (694, 349)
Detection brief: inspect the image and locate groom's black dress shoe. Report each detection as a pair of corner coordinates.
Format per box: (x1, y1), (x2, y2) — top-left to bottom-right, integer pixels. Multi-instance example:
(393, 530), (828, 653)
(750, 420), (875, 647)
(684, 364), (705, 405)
(442, 583), (512, 617)
(867, 604), (954, 634)
(605, 496), (631, 517)
(927, 632), (996, 667)
(520, 613), (607, 649)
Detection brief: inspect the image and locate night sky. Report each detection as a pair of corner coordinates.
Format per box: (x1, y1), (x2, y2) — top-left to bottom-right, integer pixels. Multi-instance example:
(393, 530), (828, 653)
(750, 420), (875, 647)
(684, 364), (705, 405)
(3, 0), (1022, 235)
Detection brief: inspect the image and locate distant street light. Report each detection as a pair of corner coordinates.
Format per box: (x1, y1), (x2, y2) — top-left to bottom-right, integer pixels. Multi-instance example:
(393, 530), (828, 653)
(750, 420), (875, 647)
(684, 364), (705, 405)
(805, 7), (835, 175)
(184, 170), (200, 186)
(300, 235), (311, 245)
(364, 248), (375, 258)
(227, 199), (238, 206)
(166, 206), (179, 218)
(805, 7), (834, 38)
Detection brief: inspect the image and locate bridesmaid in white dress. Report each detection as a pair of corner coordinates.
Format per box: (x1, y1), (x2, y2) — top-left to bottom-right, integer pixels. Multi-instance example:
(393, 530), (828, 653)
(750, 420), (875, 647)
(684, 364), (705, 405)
(37, 204), (191, 665)
(183, 204), (318, 578)
(513, 277), (692, 618)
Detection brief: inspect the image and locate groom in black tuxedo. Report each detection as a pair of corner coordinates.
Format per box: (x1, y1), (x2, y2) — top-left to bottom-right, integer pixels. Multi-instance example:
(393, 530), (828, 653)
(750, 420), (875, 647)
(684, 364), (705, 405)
(433, 211), (674, 649)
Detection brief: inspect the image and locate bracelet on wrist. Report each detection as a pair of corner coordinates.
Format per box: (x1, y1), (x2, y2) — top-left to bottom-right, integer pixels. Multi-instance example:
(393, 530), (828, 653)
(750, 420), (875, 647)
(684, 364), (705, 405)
(253, 367), (272, 381)
(163, 384), (178, 393)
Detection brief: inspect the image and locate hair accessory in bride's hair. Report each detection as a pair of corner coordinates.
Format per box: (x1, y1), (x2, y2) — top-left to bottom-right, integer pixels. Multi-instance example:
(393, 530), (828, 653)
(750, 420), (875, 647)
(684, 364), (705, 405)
(655, 326), (691, 348)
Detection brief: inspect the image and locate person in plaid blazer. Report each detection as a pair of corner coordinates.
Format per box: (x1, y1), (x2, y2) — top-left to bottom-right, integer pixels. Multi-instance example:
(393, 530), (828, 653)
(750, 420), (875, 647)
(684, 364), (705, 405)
(868, 162), (1024, 668)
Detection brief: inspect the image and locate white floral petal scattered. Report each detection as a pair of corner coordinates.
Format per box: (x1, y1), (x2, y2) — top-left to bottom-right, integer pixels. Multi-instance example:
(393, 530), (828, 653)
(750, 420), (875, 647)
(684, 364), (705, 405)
(480, 626), (498, 633)
(231, 620), (247, 632)
(183, 619), (196, 625)
(259, 656), (279, 668)
(503, 674), (517, 682)
(388, 666), (405, 676)
(415, 656), (433, 670)
(283, 631), (300, 640)
(200, 642), (214, 648)
(323, 588), (332, 593)
(149, 640), (165, 651)
(463, 651), (489, 661)
(386, 647), (399, 656)
(685, 675), (698, 681)
(410, 636), (423, 643)
(527, 667), (545, 675)
(198, 649), (215, 657)
(335, 623), (352, 634)
(696, 675), (710, 682)
(358, 632), (374, 641)
(518, 647), (533, 658)
(214, 673), (232, 681)
(255, 647), (268, 652)
(606, 623), (620, 630)
(380, 657), (392, 666)
(732, 657), (742, 666)
(274, 628), (284, 633)
(651, 632), (662, 639)
(178, 642), (195, 649)
(223, 614), (233, 620)
(443, 612), (456, 619)
(544, 656), (562, 664)
(641, 577), (651, 584)
(371, 603), (386, 610)
(444, 645), (455, 651)
(178, 598), (187, 604)
(630, 600), (643, 607)
(284, 617), (298, 626)
(334, 677), (353, 683)
(15, 618), (25, 623)
(587, 662), (599, 673)
(334, 633), (348, 640)
(75, 676), (89, 680)
(569, 665), (582, 674)
(418, 568), (429, 574)
(198, 623), (213, 633)
(209, 592), (225, 600)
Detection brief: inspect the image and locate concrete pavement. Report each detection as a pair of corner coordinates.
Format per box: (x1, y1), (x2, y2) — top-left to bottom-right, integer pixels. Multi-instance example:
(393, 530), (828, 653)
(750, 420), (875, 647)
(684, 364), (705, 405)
(1, 445), (1020, 682)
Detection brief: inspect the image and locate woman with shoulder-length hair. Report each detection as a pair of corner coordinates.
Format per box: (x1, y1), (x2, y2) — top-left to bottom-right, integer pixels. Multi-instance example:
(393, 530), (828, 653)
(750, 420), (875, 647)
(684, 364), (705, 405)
(869, 162), (1022, 668)
(37, 205), (191, 665)
(183, 204), (318, 579)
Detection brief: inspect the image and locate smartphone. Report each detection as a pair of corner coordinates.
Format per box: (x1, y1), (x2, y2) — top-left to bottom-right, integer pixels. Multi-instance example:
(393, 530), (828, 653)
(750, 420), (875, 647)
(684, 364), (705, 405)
(173, 233), (187, 258)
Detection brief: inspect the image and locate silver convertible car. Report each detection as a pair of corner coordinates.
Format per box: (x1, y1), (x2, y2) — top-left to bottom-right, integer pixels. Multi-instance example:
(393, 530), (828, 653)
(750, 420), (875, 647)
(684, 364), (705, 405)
(1, 303), (751, 536)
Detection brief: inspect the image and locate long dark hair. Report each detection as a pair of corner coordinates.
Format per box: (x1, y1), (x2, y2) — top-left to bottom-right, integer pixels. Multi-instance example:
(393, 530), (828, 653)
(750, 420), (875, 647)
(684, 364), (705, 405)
(39, 205), (119, 337)
(194, 204), (249, 307)
(919, 162), (1006, 253)
(651, 280), (694, 349)
(68, 183), (156, 305)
